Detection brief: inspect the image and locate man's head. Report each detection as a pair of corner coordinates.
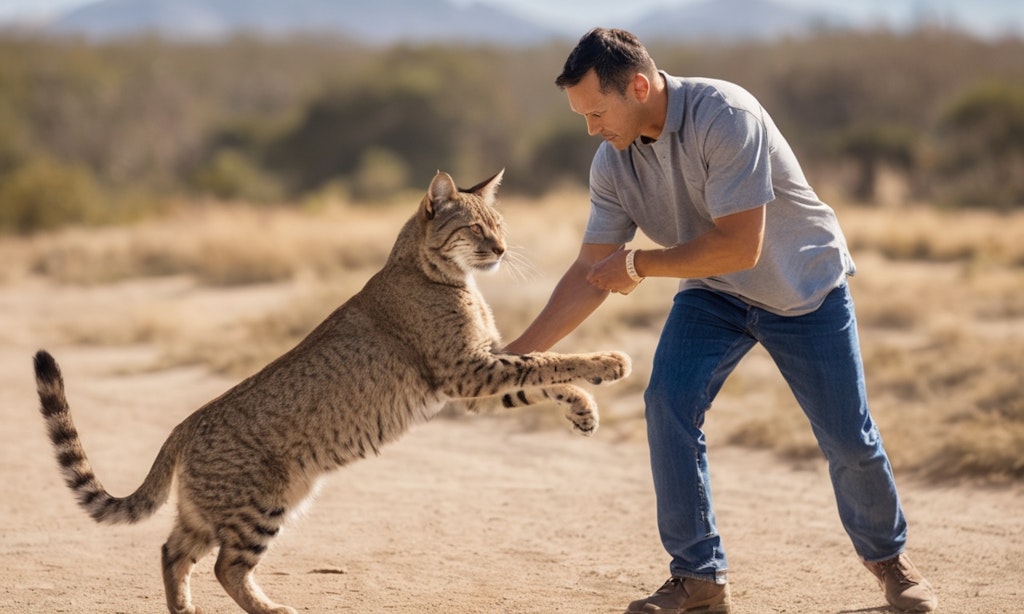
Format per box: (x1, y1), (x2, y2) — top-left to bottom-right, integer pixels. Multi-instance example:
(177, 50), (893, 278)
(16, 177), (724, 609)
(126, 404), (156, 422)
(555, 28), (657, 95)
(556, 28), (664, 150)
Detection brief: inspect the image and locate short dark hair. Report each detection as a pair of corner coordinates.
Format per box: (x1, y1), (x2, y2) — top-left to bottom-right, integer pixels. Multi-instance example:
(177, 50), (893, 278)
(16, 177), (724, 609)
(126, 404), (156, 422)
(555, 28), (657, 95)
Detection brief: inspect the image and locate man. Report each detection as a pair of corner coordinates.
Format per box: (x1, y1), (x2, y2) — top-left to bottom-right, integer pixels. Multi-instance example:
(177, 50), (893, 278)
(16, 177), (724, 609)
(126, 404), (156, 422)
(504, 28), (937, 613)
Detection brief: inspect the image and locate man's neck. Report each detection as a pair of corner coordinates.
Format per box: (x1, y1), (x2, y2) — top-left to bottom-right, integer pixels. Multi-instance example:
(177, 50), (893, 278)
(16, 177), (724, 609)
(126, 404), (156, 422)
(640, 72), (669, 141)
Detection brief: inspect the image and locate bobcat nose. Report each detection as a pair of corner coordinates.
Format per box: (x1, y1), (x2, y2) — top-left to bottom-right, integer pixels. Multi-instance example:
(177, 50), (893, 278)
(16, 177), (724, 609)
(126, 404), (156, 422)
(492, 245), (505, 257)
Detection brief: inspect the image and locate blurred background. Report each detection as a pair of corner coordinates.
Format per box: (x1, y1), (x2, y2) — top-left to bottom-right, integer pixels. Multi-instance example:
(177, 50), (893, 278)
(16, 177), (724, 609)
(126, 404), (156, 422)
(1, 0), (1023, 221)
(0, 0), (1021, 483)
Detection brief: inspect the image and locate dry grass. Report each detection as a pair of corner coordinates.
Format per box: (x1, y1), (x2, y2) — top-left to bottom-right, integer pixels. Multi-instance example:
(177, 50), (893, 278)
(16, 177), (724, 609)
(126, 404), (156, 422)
(25, 201), (403, 286)
(9, 192), (1023, 483)
(840, 204), (1024, 267)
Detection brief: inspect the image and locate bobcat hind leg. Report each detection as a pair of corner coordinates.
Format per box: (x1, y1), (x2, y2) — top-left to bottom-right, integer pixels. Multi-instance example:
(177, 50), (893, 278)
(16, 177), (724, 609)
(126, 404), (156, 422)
(213, 509), (295, 614)
(162, 518), (216, 614)
(213, 544), (296, 614)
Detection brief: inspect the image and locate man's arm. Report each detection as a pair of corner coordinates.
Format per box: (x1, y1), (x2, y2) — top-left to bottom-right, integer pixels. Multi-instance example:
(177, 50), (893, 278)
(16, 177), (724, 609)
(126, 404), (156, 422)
(504, 243), (622, 354)
(586, 205), (765, 294)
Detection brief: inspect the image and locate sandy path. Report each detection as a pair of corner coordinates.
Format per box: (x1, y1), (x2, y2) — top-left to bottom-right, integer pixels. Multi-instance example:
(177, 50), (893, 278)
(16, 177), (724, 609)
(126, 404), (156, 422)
(1, 278), (1021, 613)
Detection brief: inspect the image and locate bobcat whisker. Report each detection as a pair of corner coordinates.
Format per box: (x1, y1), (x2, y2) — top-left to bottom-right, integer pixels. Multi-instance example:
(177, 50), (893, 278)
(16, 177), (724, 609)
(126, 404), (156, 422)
(499, 245), (538, 282)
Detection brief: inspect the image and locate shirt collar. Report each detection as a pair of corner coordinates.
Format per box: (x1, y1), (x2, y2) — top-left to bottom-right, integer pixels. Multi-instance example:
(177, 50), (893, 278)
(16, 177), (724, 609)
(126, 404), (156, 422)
(636, 71), (684, 147)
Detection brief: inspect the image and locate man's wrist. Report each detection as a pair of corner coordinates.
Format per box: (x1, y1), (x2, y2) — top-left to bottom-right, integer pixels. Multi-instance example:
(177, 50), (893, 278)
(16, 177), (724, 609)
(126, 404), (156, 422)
(625, 249), (645, 283)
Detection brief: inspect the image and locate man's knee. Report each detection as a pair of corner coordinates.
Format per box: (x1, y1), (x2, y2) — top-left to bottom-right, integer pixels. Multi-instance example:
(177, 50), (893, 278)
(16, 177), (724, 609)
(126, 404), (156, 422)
(644, 383), (709, 434)
(818, 422), (887, 467)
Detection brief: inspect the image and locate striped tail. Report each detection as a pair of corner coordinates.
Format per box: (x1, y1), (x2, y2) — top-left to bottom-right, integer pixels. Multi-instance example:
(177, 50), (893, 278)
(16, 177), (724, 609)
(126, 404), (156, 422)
(34, 350), (178, 525)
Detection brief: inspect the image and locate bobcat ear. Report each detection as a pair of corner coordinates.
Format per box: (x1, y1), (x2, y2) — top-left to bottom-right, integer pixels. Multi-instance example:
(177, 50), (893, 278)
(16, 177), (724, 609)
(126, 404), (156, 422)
(424, 170), (457, 220)
(463, 169), (505, 205)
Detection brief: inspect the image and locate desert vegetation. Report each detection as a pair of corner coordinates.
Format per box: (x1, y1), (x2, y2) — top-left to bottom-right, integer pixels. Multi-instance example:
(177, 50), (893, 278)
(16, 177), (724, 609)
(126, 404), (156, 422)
(4, 190), (1022, 484)
(1, 28), (1024, 236)
(1, 28), (1021, 483)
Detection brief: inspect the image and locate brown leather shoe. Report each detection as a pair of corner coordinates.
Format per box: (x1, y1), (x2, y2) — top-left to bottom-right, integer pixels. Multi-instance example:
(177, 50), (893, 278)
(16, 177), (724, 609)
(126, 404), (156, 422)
(625, 577), (732, 613)
(863, 553), (938, 612)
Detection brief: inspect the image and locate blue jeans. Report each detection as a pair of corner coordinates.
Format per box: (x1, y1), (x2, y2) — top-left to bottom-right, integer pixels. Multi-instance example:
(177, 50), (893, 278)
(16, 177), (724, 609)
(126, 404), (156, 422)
(644, 285), (907, 583)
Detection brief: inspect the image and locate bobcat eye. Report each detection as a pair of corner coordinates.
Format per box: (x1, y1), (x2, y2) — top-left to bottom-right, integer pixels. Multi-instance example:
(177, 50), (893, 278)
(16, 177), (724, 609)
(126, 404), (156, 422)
(470, 224), (483, 235)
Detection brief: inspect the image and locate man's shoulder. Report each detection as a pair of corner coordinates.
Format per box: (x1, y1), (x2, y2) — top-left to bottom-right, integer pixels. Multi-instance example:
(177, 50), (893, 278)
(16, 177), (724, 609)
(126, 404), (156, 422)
(670, 75), (763, 116)
(671, 74), (753, 97)
(591, 140), (624, 179)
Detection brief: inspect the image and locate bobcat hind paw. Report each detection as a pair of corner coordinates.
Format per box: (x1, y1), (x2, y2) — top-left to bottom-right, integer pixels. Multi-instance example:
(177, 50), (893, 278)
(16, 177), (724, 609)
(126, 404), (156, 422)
(567, 409), (599, 436)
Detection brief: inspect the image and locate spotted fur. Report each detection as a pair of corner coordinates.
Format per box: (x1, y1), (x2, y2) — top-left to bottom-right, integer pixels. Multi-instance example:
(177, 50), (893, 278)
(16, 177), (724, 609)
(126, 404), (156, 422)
(33, 170), (630, 614)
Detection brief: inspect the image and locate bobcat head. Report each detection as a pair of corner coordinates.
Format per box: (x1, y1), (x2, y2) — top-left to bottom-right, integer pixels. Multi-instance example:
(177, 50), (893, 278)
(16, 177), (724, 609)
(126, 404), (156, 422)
(419, 170), (507, 278)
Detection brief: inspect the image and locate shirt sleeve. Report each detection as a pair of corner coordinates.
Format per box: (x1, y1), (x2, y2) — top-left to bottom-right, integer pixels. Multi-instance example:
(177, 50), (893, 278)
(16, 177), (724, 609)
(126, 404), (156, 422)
(702, 106), (775, 219)
(583, 144), (638, 245)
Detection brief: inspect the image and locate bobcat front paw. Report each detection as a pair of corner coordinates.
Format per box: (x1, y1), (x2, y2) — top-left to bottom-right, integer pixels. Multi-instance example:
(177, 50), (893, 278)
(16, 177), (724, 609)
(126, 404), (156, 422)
(585, 351), (631, 385)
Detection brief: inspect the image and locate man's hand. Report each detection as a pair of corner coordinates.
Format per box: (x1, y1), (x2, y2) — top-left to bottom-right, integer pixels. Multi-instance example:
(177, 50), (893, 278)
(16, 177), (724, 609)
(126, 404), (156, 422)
(587, 247), (643, 295)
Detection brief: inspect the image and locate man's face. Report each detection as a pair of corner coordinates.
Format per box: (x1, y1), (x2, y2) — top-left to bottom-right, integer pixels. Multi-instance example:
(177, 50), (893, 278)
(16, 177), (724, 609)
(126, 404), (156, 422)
(565, 69), (644, 151)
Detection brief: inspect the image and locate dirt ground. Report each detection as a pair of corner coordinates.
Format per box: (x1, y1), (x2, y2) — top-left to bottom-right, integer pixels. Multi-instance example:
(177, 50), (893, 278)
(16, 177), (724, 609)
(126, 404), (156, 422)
(1, 277), (1022, 614)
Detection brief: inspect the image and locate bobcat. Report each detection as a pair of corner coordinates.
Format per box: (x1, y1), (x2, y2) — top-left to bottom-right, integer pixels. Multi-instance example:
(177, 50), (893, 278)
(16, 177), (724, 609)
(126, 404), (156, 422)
(33, 170), (630, 614)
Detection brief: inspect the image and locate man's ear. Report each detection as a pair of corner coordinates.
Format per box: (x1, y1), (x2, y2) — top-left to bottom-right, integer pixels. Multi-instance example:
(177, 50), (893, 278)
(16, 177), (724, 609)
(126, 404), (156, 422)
(632, 73), (652, 104)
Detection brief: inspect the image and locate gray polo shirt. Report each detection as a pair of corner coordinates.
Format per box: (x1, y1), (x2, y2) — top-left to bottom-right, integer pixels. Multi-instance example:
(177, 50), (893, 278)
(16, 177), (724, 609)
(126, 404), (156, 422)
(584, 73), (856, 316)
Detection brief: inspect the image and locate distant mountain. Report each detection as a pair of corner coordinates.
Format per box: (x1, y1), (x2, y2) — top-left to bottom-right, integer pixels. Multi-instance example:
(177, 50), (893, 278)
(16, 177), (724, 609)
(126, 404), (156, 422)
(629, 0), (849, 42)
(33, 0), (1024, 44)
(49, 0), (562, 45)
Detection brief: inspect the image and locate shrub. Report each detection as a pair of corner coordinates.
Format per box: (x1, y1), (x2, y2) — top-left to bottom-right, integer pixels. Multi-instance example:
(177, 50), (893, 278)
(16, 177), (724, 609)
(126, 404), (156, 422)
(350, 147), (410, 202)
(191, 148), (284, 203)
(929, 82), (1024, 210)
(0, 157), (103, 235)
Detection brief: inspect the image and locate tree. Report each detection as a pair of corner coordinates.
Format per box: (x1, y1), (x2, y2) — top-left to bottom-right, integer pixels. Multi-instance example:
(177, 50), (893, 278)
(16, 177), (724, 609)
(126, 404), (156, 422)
(835, 124), (915, 203)
(0, 157), (102, 234)
(519, 125), (596, 194)
(266, 85), (460, 194)
(930, 82), (1024, 209)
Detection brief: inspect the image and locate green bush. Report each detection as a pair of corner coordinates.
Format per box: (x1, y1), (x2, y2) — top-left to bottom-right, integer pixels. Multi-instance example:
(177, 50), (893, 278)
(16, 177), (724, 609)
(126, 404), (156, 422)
(930, 82), (1024, 210)
(2, 32), (1024, 218)
(350, 147), (410, 202)
(191, 148), (284, 203)
(0, 157), (104, 235)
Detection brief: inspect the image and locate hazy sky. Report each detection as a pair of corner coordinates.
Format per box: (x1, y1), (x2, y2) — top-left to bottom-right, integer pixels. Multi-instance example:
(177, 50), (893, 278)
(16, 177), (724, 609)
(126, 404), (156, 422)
(0, 0), (1020, 37)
